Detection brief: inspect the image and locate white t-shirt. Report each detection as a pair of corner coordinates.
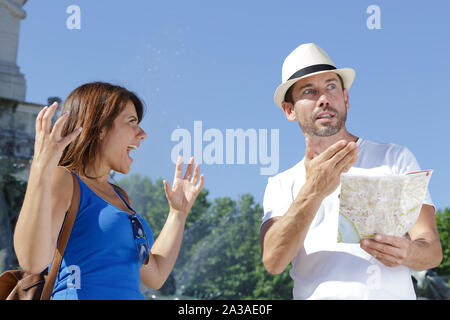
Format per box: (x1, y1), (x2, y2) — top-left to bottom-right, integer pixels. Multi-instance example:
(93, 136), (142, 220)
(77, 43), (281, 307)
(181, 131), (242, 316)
(262, 138), (434, 300)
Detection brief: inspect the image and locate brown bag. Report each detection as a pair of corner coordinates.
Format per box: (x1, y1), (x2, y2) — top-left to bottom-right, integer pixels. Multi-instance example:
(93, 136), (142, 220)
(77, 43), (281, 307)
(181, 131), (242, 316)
(0, 172), (80, 300)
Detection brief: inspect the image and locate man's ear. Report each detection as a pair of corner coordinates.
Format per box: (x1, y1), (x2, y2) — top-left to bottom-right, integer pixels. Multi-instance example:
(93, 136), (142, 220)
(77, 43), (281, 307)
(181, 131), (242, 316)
(343, 88), (350, 110)
(281, 102), (296, 121)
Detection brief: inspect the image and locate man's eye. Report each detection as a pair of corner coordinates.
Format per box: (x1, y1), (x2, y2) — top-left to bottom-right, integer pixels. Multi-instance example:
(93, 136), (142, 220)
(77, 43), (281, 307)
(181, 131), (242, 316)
(327, 83), (336, 89)
(304, 89), (313, 94)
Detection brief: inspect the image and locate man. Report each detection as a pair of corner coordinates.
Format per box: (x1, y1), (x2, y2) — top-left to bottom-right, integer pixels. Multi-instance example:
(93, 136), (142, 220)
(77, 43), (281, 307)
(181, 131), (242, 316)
(260, 43), (442, 299)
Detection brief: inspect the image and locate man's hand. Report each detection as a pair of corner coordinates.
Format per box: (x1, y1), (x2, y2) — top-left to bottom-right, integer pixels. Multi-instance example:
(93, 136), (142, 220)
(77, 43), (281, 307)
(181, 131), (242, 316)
(303, 137), (359, 199)
(260, 137), (360, 275)
(360, 205), (442, 270)
(360, 234), (412, 267)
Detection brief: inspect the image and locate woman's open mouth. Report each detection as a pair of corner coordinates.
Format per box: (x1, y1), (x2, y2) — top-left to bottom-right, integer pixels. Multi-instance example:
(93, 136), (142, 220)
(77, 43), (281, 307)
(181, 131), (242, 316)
(126, 145), (138, 162)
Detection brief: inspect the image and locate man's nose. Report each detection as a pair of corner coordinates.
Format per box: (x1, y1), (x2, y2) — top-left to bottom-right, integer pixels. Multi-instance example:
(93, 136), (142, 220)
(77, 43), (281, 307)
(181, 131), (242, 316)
(317, 93), (330, 107)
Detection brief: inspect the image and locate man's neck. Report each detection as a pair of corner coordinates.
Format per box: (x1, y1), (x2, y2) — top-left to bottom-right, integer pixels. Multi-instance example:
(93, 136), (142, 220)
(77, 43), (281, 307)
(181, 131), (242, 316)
(306, 130), (358, 157)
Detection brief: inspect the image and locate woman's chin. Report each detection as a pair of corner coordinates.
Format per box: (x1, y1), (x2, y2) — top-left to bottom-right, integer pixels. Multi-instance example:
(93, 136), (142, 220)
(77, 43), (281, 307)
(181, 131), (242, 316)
(114, 166), (130, 175)
(116, 158), (133, 174)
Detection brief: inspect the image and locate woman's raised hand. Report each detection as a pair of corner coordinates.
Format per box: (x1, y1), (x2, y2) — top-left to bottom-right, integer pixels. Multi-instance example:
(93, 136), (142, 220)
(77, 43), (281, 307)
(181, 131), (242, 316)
(163, 156), (204, 217)
(32, 102), (82, 174)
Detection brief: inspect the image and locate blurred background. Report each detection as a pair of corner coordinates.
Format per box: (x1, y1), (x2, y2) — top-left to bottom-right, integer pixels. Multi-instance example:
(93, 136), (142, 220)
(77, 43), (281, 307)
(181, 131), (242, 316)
(0, 0), (448, 299)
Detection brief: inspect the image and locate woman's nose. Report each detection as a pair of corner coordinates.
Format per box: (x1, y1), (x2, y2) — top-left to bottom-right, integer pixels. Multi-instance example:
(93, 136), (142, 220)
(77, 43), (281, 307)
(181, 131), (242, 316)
(138, 127), (147, 140)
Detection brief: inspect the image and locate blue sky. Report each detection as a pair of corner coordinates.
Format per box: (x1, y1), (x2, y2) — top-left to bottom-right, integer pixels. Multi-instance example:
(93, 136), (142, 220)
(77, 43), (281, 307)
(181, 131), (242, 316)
(18, 0), (450, 210)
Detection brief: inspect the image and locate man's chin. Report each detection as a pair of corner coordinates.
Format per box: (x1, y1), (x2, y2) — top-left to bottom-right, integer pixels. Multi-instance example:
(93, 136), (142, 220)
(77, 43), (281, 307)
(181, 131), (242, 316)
(299, 121), (343, 137)
(307, 126), (341, 137)
(313, 122), (344, 137)
(315, 130), (340, 137)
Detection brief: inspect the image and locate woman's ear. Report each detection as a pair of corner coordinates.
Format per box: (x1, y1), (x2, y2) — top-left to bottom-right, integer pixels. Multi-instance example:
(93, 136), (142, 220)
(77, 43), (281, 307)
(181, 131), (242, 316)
(282, 102), (296, 121)
(99, 128), (105, 140)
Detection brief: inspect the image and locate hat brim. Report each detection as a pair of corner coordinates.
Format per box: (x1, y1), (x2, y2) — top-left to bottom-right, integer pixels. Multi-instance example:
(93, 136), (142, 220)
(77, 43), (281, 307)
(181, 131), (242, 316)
(273, 68), (355, 109)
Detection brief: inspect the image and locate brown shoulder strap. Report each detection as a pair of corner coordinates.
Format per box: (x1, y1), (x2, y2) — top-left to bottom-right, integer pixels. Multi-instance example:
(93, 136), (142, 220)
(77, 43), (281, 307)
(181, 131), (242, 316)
(40, 171), (80, 300)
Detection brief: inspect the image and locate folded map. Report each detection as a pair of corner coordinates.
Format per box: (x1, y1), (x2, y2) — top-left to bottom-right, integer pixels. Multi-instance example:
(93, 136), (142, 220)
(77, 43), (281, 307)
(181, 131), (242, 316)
(337, 170), (432, 243)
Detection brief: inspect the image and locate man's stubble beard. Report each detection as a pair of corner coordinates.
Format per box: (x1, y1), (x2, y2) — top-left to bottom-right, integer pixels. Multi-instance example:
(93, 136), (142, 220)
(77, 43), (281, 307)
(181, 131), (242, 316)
(298, 106), (347, 137)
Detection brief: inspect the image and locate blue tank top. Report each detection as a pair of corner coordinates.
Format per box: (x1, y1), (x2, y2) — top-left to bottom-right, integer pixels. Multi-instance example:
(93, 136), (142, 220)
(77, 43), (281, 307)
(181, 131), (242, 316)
(50, 171), (154, 300)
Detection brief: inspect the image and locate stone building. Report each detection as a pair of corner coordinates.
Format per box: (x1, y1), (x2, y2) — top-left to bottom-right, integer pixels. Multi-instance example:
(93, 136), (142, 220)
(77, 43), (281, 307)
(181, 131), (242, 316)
(0, 0), (42, 272)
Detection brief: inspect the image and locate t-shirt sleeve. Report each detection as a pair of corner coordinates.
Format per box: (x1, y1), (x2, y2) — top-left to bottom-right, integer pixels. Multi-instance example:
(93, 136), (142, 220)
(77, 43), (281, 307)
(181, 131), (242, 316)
(261, 176), (293, 227)
(396, 146), (434, 210)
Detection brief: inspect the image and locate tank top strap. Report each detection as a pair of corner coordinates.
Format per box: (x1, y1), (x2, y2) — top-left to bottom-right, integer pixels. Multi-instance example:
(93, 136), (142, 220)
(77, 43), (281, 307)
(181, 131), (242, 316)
(112, 187), (136, 214)
(64, 168), (135, 215)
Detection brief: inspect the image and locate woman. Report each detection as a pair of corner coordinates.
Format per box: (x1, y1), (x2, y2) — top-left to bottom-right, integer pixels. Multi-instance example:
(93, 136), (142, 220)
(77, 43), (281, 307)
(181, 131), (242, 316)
(13, 82), (204, 299)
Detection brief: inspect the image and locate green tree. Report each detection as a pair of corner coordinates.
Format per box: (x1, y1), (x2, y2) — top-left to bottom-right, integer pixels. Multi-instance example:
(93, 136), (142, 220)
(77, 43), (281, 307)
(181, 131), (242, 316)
(117, 173), (211, 297)
(117, 173), (294, 299)
(0, 159), (27, 272)
(175, 194), (292, 299)
(117, 174), (210, 237)
(436, 207), (450, 276)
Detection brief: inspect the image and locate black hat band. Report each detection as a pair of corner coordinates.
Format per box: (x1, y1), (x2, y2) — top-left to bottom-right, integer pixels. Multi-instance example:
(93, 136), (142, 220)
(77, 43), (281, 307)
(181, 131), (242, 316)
(288, 64), (337, 81)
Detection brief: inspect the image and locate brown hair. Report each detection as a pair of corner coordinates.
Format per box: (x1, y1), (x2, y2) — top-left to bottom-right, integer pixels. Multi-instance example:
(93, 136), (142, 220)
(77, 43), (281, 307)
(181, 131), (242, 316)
(58, 82), (145, 181)
(284, 73), (345, 105)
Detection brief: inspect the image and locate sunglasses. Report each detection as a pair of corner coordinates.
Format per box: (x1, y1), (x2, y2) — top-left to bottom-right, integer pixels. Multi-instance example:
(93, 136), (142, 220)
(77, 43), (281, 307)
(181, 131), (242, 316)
(129, 215), (150, 265)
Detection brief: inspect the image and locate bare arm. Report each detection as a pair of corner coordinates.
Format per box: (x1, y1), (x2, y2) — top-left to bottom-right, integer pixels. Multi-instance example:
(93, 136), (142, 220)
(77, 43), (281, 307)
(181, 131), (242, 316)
(405, 204), (443, 269)
(260, 139), (359, 274)
(14, 166), (72, 273)
(260, 184), (324, 274)
(140, 210), (187, 289)
(13, 103), (81, 274)
(140, 157), (204, 289)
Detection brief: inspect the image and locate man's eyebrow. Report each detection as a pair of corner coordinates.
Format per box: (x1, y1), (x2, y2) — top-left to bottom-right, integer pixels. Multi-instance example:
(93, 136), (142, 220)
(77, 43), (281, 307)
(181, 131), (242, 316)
(297, 83), (313, 92)
(296, 78), (339, 93)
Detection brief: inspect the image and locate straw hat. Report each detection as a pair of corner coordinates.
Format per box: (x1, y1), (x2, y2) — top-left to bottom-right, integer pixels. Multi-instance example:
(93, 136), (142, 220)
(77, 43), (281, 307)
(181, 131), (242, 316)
(273, 43), (355, 108)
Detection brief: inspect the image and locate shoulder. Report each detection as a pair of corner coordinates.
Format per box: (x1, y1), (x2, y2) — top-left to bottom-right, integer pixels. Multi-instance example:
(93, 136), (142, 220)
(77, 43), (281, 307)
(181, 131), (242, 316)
(51, 166), (74, 213)
(359, 138), (414, 161)
(265, 159), (304, 188)
(358, 138), (419, 173)
(359, 138), (406, 155)
(49, 166), (75, 245)
(51, 166), (74, 191)
(263, 160), (303, 206)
